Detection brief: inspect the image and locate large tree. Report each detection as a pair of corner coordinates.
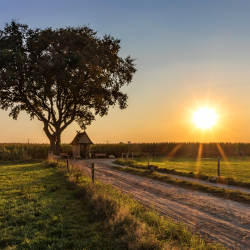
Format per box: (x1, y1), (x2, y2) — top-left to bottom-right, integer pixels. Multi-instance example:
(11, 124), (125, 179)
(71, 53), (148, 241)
(0, 21), (136, 154)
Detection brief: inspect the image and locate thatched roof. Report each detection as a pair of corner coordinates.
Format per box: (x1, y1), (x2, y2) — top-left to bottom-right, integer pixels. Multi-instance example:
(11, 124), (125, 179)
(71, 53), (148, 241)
(70, 131), (93, 145)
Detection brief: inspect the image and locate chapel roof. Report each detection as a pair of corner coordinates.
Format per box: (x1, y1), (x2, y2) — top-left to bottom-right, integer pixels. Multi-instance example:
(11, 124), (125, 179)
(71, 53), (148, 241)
(69, 131), (93, 145)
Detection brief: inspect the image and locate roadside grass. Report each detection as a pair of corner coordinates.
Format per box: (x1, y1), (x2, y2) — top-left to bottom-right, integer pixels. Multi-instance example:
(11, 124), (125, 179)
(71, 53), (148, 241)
(0, 161), (124, 249)
(0, 161), (225, 250)
(112, 165), (250, 205)
(114, 157), (250, 189)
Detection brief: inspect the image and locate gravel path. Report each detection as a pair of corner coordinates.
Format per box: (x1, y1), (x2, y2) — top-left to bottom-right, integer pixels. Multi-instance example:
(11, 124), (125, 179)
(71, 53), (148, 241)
(73, 159), (250, 249)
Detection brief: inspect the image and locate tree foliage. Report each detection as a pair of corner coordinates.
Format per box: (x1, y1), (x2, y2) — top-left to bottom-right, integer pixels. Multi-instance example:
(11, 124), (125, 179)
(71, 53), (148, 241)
(0, 20), (136, 153)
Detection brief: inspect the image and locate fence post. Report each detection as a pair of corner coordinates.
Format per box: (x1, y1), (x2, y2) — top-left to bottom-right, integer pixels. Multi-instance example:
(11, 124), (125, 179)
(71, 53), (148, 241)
(217, 157), (220, 177)
(91, 163), (94, 183)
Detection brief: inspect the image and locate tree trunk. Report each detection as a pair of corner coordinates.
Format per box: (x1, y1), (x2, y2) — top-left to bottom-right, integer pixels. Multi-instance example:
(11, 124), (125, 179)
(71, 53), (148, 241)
(55, 133), (61, 155)
(43, 122), (63, 156)
(50, 138), (56, 154)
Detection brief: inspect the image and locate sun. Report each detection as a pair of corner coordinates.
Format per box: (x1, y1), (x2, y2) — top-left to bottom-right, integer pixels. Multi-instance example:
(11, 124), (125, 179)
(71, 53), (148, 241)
(193, 107), (217, 129)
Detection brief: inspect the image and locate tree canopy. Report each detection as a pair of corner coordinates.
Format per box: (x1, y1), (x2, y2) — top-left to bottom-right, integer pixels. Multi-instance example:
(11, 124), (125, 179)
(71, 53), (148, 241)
(0, 20), (136, 154)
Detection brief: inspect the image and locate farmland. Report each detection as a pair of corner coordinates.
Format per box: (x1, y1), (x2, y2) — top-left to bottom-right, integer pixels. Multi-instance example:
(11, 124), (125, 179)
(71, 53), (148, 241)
(0, 143), (72, 161)
(114, 156), (250, 191)
(117, 156), (250, 183)
(0, 160), (225, 249)
(2, 142), (250, 161)
(0, 161), (115, 249)
(92, 142), (250, 158)
(1, 142), (250, 188)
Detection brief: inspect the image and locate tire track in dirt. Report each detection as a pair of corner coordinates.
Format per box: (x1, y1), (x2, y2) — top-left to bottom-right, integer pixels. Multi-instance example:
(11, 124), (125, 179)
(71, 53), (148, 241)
(74, 160), (250, 249)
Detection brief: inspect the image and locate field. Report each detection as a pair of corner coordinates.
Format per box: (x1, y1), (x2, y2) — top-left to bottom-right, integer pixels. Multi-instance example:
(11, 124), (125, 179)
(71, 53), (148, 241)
(115, 156), (250, 187)
(0, 143), (72, 161)
(0, 161), (118, 249)
(2, 141), (250, 161)
(92, 142), (250, 158)
(0, 160), (225, 249)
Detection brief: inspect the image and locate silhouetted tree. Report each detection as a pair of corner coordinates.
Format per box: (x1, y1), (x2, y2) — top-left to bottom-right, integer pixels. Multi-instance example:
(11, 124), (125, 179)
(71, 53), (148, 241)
(0, 20), (136, 154)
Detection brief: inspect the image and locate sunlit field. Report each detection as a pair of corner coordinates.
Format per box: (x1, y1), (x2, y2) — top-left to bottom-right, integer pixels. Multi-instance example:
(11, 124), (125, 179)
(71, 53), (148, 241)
(122, 156), (250, 184)
(0, 161), (126, 249)
(0, 161), (224, 249)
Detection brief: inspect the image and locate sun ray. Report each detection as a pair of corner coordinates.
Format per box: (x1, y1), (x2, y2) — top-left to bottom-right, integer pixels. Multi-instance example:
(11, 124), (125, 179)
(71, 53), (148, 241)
(196, 143), (203, 177)
(207, 126), (228, 161)
(216, 143), (228, 162)
(208, 127), (234, 181)
(168, 143), (183, 159)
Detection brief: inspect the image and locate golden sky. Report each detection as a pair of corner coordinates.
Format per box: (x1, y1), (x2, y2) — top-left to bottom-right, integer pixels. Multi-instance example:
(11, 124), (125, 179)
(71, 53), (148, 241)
(1, 1), (250, 144)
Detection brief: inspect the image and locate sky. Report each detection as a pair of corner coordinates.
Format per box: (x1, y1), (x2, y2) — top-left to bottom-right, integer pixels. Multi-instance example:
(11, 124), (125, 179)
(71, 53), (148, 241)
(1, 0), (250, 144)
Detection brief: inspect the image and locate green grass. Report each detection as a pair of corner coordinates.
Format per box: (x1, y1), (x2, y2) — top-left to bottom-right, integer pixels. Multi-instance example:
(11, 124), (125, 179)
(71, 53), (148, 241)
(115, 156), (250, 188)
(0, 160), (225, 250)
(0, 161), (120, 249)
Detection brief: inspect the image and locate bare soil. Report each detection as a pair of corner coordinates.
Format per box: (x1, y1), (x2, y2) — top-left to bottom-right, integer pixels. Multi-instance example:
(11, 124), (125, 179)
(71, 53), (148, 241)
(73, 159), (250, 249)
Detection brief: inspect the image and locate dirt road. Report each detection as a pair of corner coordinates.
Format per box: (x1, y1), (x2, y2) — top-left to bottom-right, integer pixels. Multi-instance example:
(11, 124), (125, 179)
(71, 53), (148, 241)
(74, 159), (250, 249)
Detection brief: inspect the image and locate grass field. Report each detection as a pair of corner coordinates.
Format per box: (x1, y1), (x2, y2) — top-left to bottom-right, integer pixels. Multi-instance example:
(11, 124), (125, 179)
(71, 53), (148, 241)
(0, 161), (120, 249)
(0, 160), (225, 249)
(116, 156), (250, 186)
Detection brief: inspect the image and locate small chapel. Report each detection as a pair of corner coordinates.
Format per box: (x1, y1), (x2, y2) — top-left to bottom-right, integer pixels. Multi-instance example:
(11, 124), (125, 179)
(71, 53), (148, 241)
(70, 131), (93, 158)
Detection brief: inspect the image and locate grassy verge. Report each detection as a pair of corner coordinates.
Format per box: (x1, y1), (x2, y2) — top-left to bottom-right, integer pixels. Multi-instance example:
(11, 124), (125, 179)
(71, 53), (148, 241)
(112, 165), (250, 205)
(0, 161), (225, 249)
(114, 158), (250, 189)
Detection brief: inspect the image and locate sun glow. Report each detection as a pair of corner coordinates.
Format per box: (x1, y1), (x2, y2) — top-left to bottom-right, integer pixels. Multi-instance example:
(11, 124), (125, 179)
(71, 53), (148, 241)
(193, 107), (217, 129)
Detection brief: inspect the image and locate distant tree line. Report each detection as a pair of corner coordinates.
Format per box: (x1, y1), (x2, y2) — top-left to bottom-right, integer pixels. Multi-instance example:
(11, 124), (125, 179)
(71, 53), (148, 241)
(91, 142), (250, 158)
(0, 142), (249, 161)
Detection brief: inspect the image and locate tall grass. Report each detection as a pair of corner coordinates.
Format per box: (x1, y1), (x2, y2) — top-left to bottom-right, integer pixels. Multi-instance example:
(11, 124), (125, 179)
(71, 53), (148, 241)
(0, 143), (72, 161)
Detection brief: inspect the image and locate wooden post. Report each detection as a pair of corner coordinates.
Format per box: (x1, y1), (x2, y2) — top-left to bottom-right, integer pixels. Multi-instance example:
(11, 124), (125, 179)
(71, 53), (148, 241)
(91, 163), (94, 183)
(67, 159), (69, 171)
(217, 157), (220, 177)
